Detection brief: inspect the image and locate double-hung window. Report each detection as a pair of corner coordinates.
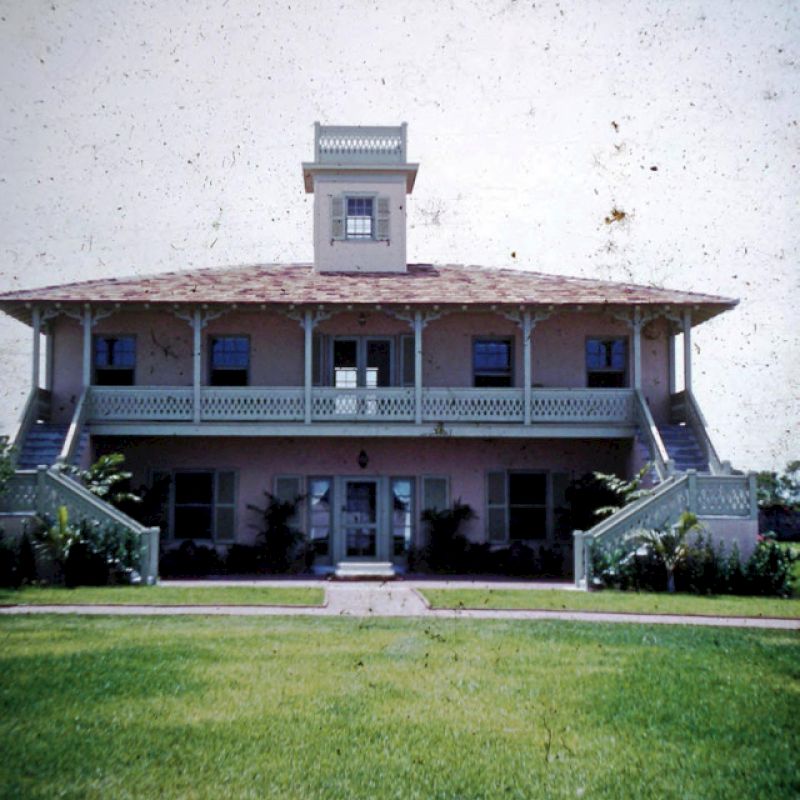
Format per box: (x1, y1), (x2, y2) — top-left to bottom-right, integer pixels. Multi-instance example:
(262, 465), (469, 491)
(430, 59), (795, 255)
(346, 197), (374, 239)
(209, 336), (249, 386)
(473, 338), (513, 387)
(93, 335), (136, 385)
(586, 337), (627, 388)
(172, 470), (236, 542)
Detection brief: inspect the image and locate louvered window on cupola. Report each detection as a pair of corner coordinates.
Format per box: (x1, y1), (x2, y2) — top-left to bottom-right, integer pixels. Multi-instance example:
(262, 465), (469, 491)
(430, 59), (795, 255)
(330, 194), (390, 241)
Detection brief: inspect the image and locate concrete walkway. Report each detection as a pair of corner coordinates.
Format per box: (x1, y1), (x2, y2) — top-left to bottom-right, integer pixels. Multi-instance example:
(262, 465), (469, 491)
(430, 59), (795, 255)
(2, 580), (799, 629)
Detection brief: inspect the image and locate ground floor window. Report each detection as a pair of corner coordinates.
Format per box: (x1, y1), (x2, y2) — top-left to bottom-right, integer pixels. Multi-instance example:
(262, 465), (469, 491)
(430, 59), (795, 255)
(307, 477), (332, 557)
(486, 470), (571, 543)
(391, 477), (414, 556)
(170, 470), (236, 542)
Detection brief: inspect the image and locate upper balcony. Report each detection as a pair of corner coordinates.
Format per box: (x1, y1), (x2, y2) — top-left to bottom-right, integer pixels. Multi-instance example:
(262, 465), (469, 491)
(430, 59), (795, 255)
(84, 385), (638, 437)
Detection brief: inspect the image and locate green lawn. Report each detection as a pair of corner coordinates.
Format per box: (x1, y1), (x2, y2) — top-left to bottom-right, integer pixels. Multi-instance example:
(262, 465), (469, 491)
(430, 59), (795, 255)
(0, 616), (797, 799)
(0, 585), (324, 607)
(420, 588), (800, 618)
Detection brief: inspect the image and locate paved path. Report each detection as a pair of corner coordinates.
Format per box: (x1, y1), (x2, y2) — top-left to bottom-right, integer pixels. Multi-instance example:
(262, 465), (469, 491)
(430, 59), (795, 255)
(2, 581), (799, 629)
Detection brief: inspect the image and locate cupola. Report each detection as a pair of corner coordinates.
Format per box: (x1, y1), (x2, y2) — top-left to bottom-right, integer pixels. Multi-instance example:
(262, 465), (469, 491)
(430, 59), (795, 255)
(302, 123), (419, 273)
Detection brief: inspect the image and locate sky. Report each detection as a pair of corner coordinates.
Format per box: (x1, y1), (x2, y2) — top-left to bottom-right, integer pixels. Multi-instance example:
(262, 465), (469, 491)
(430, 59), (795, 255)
(0, 0), (797, 470)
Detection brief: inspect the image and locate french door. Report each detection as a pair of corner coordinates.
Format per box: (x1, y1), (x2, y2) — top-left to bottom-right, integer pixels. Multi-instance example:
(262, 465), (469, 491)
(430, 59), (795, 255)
(332, 338), (393, 388)
(342, 479), (379, 559)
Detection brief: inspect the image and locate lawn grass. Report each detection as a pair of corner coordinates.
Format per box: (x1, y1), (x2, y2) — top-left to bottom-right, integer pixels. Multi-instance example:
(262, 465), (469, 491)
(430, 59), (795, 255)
(0, 585), (324, 607)
(0, 615), (797, 799)
(420, 588), (800, 618)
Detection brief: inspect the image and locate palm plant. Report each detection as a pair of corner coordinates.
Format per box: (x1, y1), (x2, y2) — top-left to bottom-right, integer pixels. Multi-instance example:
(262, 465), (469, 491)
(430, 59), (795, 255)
(636, 511), (702, 593)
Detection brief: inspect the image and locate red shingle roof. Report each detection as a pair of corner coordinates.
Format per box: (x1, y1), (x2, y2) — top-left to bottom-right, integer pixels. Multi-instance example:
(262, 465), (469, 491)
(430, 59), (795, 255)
(0, 263), (736, 324)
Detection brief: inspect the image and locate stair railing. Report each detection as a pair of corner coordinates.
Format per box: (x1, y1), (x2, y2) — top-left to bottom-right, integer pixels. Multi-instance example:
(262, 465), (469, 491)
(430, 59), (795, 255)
(573, 470), (757, 587)
(9, 387), (52, 467)
(36, 466), (160, 584)
(55, 388), (88, 467)
(683, 391), (726, 474)
(634, 389), (673, 481)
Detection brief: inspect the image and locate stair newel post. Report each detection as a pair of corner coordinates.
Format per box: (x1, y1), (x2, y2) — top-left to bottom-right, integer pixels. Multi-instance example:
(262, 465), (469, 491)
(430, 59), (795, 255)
(573, 530), (584, 588)
(686, 469), (698, 514)
(748, 472), (758, 520)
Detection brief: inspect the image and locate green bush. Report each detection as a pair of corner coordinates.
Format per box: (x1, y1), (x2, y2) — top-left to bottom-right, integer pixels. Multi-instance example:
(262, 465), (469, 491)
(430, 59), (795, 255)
(591, 529), (797, 597)
(248, 493), (307, 573)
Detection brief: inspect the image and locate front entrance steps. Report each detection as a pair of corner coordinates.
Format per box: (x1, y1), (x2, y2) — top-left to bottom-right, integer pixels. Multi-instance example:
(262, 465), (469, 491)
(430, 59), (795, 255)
(334, 561), (398, 580)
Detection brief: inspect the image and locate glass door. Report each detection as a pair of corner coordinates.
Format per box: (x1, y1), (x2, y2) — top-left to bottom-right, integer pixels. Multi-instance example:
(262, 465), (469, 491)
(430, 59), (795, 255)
(343, 479), (379, 559)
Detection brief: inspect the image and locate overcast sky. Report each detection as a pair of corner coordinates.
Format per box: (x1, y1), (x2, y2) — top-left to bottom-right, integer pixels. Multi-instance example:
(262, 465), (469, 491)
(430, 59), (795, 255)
(0, 0), (797, 470)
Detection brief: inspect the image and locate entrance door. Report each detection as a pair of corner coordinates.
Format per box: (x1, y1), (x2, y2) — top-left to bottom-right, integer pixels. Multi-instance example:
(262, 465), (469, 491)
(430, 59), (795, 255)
(343, 479), (379, 559)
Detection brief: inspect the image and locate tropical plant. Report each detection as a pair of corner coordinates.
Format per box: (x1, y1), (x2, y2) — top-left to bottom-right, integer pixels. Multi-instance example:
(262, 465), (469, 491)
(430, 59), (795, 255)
(34, 505), (81, 569)
(593, 463), (652, 519)
(66, 453), (141, 511)
(0, 435), (15, 496)
(636, 511), (703, 593)
(248, 492), (305, 573)
(421, 501), (476, 572)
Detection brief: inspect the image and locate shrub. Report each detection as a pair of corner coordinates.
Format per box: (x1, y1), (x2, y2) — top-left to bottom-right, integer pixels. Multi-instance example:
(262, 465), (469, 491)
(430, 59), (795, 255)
(160, 540), (222, 578)
(225, 544), (264, 575)
(745, 535), (797, 597)
(66, 453), (141, 512)
(248, 493), (306, 573)
(32, 508), (140, 586)
(420, 502), (475, 573)
(636, 512), (703, 593)
(0, 531), (19, 587)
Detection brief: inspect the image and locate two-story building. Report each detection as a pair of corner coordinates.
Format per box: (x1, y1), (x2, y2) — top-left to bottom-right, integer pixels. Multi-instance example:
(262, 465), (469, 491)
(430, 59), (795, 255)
(0, 124), (758, 580)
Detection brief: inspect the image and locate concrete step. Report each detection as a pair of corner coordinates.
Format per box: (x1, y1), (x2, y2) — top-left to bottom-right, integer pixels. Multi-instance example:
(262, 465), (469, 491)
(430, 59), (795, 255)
(334, 561), (398, 580)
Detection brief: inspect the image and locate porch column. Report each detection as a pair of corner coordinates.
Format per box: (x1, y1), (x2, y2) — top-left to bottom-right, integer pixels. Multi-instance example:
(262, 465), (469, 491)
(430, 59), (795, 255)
(31, 307), (41, 390)
(667, 332), (676, 395)
(414, 310), (423, 425)
(81, 306), (92, 388)
(44, 325), (53, 390)
(304, 309), (313, 424)
(682, 309), (692, 393)
(522, 309), (532, 425)
(632, 306), (642, 389)
(192, 309), (202, 424)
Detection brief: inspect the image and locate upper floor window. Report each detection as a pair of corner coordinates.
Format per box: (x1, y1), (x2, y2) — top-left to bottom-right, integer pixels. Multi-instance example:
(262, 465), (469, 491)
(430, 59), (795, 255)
(586, 337), (627, 388)
(94, 335), (135, 385)
(209, 336), (249, 386)
(331, 195), (390, 241)
(473, 338), (513, 387)
(346, 197), (374, 239)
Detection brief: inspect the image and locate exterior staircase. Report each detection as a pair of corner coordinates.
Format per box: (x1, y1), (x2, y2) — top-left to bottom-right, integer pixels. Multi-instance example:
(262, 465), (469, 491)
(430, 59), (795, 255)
(16, 422), (88, 469)
(657, 423), (709, 473)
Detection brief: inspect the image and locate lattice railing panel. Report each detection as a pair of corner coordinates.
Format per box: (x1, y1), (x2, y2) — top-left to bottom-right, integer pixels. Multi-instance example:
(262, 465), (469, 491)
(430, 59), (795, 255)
(530, 389), (636, 423)
(696, 477), (751, 517)
(0, 472), (37, 513)
(88, 387), (193, 421)
(317, 125), (405, 164)
(202, 389), (304, 421)
(423, 389), (524, 422)
(313, 388), (415, 421)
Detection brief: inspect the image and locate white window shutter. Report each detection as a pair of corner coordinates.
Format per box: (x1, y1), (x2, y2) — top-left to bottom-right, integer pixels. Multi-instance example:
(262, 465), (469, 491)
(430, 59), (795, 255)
(331, 195), (345, 240)
(421, 476), (448, 513)
(376, 196), (390, 241)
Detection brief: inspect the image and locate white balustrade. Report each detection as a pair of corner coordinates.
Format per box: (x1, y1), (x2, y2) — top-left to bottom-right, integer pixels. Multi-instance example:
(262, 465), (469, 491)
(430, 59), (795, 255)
(530, 388), (636, 423)
(312, 388), (415, 421)
(423, 388), (524, 422)
(88, 387), (194, 421)
(85, 386), (641, 426)
(202, 388), (305, 421)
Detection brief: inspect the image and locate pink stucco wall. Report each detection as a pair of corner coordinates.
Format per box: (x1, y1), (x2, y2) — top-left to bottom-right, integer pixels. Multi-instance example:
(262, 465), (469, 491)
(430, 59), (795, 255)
(49, 307), (672, 422)
(104, 435), (631, 545)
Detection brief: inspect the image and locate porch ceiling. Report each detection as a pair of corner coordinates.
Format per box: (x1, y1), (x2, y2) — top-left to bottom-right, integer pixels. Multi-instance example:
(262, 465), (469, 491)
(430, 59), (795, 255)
(0, 262), (736, 326)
